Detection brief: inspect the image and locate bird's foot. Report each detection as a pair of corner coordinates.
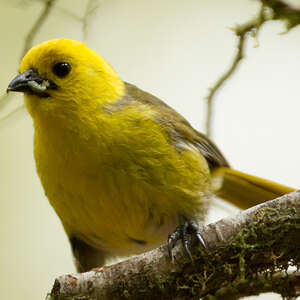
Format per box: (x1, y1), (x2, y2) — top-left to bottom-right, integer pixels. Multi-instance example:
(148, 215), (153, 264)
(168, 220), (206, 260)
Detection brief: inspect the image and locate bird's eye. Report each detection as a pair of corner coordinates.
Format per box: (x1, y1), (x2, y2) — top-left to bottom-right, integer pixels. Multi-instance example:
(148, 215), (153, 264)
(53, 62), (71, 78)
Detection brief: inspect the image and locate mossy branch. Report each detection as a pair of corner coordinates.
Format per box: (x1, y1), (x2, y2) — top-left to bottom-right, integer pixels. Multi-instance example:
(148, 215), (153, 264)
(49, 191), (300, 300)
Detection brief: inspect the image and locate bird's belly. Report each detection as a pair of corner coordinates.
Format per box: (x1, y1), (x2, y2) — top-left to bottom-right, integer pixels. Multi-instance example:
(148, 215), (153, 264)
(40, 168), (181, 256)
(34, 124), (211, 257)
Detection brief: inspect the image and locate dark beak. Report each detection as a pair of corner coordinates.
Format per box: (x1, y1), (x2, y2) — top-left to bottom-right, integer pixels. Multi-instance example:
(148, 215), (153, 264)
(7, 69), (57, 97)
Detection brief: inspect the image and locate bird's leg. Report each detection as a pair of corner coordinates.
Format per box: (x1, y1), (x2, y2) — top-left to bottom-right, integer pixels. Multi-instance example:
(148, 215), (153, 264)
(168, 219), (206, 260)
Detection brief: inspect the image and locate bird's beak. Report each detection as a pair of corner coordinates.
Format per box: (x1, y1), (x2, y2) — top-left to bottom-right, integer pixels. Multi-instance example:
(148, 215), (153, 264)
(7, 69), (57, 98)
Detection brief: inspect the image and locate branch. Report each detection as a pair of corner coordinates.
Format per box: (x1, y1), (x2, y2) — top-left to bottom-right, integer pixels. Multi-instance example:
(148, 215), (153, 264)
(1, 0), (57, 122)
(21, 0), (57, 60)
(261, 0), (300, 31)
(204, 0), (300, 137)
(82, 0), (99, 40)
(204, 6), (265, 137)
(0, 105), (25, 127)
(50, 191), (300, 300)
(54, 0), (99, 40)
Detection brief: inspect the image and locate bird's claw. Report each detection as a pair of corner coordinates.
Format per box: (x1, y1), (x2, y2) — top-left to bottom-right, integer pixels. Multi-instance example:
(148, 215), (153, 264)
(168, 220), (206, 261)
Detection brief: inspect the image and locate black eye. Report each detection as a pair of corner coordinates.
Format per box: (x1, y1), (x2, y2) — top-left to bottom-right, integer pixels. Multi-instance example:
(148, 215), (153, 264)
(53, 62), (71, 77)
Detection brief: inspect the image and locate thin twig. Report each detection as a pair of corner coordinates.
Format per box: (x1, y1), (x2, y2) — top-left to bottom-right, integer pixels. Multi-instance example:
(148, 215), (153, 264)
(0, 93), (13, 108)
(55, 6), (82, 22)
(1, 0), (56, 122)
(204, 11), (265, 137)
(204, 0), (300, 137)
(204, 29), (247, 138)
(0, 93), (17, 116)
(0, 105), (25, 127)
(82, 0), (99, 40)
(21, 0), (57, 60)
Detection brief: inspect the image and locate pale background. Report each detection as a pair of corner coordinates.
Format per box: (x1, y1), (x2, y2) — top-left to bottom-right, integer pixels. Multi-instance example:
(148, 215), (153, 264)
(0, 0), (299, 299)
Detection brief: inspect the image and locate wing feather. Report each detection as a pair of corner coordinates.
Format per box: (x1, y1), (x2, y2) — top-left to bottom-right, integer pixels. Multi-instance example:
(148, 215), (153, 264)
(124, 82), (229, 170)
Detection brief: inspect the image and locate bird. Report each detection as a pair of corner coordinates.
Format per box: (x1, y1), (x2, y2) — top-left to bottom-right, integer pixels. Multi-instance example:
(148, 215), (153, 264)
(7, 38), (295, 272)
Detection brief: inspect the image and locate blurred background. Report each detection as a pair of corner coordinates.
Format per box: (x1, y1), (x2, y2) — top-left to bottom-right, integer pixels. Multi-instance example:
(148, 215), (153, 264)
(0, 0), (300, 299)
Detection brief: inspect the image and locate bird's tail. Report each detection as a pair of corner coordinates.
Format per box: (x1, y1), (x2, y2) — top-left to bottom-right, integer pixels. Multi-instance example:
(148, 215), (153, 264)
(211, 167), (295, 209)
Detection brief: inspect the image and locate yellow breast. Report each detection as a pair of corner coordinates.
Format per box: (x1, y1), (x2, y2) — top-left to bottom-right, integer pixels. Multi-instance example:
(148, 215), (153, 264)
(32, 102), (211, 255)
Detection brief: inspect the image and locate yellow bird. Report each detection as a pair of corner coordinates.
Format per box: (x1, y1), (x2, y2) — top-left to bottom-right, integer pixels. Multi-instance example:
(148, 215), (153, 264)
(7, 39), (294, 272)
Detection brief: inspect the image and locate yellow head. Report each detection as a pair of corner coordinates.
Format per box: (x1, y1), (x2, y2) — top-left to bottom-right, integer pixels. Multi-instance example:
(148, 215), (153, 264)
(8, 39), (125, 118)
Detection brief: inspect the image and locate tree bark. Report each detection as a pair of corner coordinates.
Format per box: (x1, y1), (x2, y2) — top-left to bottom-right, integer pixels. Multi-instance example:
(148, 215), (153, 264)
(50, 191), (300, 300)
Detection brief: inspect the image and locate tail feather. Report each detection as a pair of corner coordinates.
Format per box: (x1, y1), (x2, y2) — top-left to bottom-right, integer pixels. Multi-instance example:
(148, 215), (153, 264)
(211, 167), (295, 210)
